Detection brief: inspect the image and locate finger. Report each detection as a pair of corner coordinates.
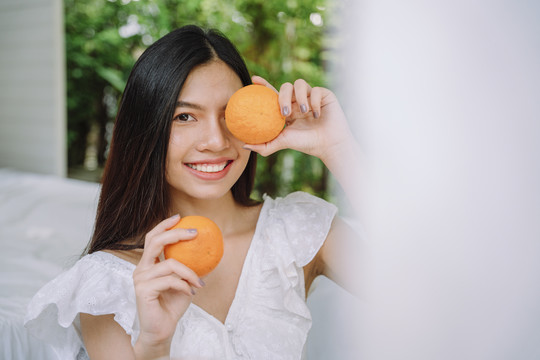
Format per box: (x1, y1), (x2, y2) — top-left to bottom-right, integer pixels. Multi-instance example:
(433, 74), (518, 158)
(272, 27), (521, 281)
(278, 82), (293, 117)
(138, 274), (196, 298)
(140, 227), (198, 268)
(243, 132), (289, 157)
(251, 75), (278, 92)
(293, 79), (313, 115)
(243, 142), (281, 157)
(145, 214), (180, 239)
(141, 227), (197, 266)
(134, 258), (204, 289)
(310, 86), (323, 119)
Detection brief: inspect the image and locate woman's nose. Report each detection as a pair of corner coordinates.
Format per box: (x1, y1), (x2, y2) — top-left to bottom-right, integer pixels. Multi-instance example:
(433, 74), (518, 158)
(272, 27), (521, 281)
(196, 117), (230, 152)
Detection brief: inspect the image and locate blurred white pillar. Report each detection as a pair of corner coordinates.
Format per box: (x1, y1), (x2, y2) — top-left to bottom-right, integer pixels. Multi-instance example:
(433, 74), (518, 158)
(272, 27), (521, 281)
(336, 1), (540, 359)
(0, 0), (66, 176)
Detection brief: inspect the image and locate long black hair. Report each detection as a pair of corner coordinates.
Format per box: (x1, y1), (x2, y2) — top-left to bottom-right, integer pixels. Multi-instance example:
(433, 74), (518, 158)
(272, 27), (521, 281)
(86, 25), (257, 253)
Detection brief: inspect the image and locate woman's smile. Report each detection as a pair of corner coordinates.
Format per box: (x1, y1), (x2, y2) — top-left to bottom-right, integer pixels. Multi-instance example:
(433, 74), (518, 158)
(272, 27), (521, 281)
(184, 159), (234, 180)
(186, 161), (230, 173)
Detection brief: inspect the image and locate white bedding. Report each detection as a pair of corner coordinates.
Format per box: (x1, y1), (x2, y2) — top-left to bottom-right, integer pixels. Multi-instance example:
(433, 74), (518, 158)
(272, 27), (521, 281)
(0, 168), (100, 359)
(0, 168), (358, 359)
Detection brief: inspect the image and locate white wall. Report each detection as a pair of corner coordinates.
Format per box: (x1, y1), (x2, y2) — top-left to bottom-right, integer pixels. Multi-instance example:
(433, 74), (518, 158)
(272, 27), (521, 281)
(0, 0), (65, 176)
(336, 1), (540, 359)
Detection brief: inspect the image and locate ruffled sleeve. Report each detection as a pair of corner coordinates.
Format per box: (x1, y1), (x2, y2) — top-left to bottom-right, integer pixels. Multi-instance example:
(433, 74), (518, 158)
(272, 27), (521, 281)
(24, 252), (137, 359)
(263, 191), (338, 267)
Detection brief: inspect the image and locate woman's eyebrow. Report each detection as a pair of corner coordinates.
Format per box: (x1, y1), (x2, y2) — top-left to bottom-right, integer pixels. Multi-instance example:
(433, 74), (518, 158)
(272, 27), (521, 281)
(176, 100), (204, 110)
(177, 100), (228, 111)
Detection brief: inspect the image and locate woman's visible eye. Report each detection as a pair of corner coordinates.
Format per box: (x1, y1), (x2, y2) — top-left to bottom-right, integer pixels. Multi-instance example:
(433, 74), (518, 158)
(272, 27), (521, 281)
(173, 113), (196, 122)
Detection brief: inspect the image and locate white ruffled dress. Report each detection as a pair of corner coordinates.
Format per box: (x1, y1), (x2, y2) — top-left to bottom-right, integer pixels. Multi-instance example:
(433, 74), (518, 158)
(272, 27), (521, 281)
(24, 192), (337, 360)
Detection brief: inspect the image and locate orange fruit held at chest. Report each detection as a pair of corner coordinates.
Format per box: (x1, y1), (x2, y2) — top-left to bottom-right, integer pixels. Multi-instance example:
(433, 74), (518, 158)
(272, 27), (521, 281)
(225, 84), (286, 144)
(164, 216), (224, 277)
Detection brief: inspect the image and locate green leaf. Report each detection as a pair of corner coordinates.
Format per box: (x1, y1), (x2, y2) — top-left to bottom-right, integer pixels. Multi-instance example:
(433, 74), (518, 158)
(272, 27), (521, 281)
(95, 67), (126, 92)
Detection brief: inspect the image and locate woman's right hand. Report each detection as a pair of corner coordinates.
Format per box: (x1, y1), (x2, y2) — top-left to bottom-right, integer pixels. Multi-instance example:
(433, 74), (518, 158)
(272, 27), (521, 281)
(132, 214), (204, 359)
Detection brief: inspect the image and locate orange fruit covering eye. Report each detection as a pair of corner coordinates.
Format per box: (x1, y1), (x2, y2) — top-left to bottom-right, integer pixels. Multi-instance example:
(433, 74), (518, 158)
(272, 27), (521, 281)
(225, 84), (286, 144)
(164, 216), (224, 277)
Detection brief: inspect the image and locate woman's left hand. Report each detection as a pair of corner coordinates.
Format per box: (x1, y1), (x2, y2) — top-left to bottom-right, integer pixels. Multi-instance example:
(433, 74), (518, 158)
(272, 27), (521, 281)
(244, 76), (354, 164)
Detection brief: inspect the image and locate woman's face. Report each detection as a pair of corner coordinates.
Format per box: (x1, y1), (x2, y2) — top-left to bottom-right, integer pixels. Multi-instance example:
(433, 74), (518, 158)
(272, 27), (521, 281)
(165, 60), (250, 202)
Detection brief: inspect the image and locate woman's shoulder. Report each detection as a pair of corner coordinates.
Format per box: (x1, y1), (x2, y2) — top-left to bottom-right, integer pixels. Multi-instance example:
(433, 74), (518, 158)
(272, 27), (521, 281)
(264, 190), (335, 205)
(80, 250), (138, 274)
(258, 191), (338, 267)
(24, 251), (139, 357)
(100, 249), (142, 267)
(25, 251), (137, 326)
(262, 191), (338, 220)
(25, 251), (136, 312)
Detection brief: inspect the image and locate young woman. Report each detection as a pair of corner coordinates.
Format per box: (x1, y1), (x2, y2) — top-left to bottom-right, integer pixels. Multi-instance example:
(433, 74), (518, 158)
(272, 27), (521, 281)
(25, 25), (360, 359)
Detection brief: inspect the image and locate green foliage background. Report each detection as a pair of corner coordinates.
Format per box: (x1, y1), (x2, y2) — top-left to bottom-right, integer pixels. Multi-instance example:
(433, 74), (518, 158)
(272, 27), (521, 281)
(65, 0), (338, 201)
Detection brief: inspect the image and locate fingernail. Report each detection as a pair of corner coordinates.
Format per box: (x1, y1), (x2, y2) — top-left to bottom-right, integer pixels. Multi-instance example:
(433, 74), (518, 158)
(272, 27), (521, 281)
(199, 278), (206, 287)
(187, 228), (198, 234)
(169, 214), (180, 220)
(282, 106), (290, 116)
(191, 288), (196, 295)
(242, 145), (252, 150)
(300, 104), (308, 113)
(313, 111), (320, 119)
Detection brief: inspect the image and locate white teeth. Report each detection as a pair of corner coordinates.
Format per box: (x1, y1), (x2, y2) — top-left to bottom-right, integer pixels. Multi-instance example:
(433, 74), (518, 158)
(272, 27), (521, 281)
(187, 162), (228, 173)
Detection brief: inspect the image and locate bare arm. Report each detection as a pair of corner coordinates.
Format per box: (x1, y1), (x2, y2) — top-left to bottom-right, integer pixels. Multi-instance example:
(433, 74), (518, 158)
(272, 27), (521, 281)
(303, 216), (362, 296)
(81, 313), (173, 359)
(317, 217), (363, 296)
(80, 313), (136, 359)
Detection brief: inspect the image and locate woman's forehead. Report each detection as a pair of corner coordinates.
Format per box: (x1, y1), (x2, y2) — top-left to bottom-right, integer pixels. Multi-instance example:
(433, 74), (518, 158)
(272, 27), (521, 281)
(177, 61), (243, 103)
